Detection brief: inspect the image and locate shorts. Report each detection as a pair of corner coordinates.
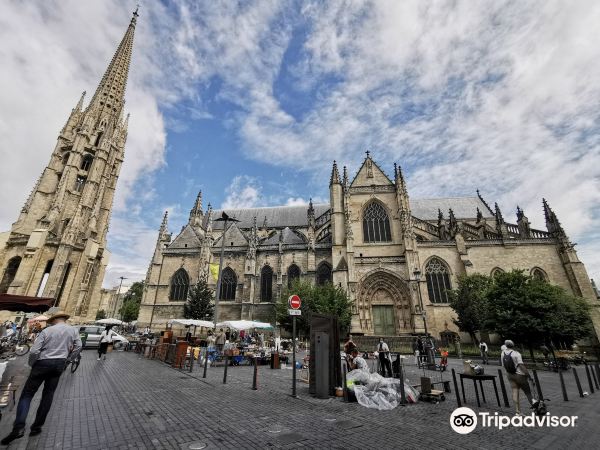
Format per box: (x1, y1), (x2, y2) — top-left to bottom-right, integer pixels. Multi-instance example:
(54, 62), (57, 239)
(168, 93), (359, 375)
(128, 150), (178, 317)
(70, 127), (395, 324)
(507, 373), (530, 391)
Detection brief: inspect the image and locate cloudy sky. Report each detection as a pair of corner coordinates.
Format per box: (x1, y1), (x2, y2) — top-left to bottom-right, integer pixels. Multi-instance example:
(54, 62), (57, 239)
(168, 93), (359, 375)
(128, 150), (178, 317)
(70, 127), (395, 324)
(0, 0), (599, 287)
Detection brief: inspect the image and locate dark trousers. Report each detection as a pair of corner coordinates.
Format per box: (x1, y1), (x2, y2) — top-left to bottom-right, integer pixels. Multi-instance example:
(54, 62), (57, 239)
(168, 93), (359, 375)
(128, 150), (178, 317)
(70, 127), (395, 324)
(379, 353), (392, 377)
(98, 342), (110, 356)
(13, 359), (65, 431)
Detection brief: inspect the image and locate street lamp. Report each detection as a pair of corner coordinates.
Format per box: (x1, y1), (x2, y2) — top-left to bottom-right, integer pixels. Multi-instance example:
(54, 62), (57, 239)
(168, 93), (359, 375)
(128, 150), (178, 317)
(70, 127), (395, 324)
(213, 212), (240, 327)
(113, 276), (127, 319)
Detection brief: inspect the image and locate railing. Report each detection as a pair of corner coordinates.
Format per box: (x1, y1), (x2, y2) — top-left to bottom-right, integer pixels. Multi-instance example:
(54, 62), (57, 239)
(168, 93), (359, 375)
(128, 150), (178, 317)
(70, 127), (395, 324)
(530, 228), (550, 239)
(506, 223), (520, 236)
(412, 216), (438, 236)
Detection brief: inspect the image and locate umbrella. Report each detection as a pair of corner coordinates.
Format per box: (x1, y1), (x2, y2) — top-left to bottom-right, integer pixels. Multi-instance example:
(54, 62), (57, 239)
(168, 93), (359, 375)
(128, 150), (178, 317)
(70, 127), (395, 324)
(169, 319), (214, 328)
(27, 314), (49, 324)
(96, 318), (123, 325)
(251, 321), (273, 330)
(216, 320), (273, 330)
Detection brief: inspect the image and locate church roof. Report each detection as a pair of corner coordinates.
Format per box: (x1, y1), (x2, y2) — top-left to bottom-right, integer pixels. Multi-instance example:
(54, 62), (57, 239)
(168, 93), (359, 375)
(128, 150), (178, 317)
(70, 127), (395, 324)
(262, 227), (307, 245)
(210, 197), (490, 230)
(211, 204), (329, 229)
(411, 197), (494, 220)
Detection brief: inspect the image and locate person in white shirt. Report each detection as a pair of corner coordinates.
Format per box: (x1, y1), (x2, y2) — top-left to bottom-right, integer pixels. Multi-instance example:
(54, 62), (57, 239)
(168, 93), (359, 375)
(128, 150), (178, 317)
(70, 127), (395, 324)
(501, 340), (538, 415)
(98, 325), (117, 361)
(479, 341), (489, 365)
(350, 349), (369, 372)
(376, 337), (392, 377)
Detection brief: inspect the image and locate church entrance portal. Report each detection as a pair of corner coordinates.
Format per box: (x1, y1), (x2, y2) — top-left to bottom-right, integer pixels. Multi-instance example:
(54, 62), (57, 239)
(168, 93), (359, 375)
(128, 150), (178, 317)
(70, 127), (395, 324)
(372, 305), (395, 336)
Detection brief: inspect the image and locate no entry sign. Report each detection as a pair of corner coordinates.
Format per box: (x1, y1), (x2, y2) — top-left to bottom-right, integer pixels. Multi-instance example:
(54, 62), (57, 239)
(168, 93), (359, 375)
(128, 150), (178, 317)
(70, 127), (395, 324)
(288, 294), (301, 310)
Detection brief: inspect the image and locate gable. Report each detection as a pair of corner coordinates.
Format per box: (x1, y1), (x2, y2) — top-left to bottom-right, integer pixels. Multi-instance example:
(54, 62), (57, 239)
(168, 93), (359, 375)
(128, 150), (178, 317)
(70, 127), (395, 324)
(168, 224), (201, 249)
(350, 157), (393, 188)
(213, 224), (248, 247)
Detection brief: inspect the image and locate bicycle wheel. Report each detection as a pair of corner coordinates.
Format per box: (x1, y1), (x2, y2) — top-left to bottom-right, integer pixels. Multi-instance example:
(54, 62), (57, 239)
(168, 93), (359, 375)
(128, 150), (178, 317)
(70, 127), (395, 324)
(70, 356), (81, 373)
(14, 343), (30, 356)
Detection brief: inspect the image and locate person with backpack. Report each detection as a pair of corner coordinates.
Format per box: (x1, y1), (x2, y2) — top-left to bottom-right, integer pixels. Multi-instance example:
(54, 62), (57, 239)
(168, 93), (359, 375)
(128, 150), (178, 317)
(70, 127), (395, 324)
(501, 340), (539, 415)
(479, 341), (489, 364)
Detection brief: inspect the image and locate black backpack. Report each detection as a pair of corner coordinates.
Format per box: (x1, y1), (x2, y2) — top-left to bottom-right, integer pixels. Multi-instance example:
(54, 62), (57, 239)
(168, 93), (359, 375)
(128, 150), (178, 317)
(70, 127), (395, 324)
(503, 351), (517, 374)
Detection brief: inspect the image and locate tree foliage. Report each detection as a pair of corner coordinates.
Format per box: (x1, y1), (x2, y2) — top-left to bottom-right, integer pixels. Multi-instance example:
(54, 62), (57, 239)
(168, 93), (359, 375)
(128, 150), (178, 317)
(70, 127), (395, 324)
(119, 281), (144, 323)
(275, 280), (353, 337)
(484, 271), (593, 348)
(448, 274), (491, 343)
(184, 278), (214, 320)
(95, 309), (106, 320)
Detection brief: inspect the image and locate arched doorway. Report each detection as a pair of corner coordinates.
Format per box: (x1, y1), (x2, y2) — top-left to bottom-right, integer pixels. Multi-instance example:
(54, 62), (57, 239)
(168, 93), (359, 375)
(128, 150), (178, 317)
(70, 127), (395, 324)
(356, 270), (413, 335)
(0, 256), (22, 294)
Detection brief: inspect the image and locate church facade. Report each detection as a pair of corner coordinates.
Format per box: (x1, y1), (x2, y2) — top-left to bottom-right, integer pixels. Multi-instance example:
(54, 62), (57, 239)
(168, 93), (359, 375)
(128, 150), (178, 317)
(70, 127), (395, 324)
(0, 12), (138, 322)
(138, 155), (600, 342)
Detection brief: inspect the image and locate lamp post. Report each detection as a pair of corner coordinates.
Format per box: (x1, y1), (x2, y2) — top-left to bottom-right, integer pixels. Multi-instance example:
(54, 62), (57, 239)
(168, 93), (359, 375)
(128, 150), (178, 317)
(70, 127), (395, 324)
(113, 276), (127, 319)
(213, 212), (240, 328)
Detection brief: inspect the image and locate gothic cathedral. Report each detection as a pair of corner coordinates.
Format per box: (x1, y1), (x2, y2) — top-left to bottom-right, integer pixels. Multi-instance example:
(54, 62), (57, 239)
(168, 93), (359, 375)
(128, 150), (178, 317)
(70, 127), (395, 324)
(0, 12), (138, 322)
(139, 155), (600, 342)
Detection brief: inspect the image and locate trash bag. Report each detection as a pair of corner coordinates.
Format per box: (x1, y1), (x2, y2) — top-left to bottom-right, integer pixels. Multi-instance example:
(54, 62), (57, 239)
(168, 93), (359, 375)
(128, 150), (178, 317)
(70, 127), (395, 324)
(346, 370), (419, 410)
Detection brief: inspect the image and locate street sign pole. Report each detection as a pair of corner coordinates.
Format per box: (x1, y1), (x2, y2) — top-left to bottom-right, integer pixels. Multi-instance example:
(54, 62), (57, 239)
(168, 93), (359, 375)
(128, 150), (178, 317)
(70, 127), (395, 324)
(292, 314), (297, 398)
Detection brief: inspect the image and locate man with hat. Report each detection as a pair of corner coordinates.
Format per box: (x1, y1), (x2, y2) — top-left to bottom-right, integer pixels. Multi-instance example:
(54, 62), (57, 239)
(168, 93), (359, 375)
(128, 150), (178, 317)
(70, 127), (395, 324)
(1, 311), (81, 445)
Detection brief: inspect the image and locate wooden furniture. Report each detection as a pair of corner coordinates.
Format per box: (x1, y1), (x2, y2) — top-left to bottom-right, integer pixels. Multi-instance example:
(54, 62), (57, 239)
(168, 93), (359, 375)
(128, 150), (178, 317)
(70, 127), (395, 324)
(459, 373), (501, 407)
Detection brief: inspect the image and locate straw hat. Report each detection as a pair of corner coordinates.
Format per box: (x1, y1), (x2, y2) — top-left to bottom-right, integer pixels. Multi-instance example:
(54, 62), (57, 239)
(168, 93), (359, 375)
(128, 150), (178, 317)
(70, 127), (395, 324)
(47, 311), (70, 322)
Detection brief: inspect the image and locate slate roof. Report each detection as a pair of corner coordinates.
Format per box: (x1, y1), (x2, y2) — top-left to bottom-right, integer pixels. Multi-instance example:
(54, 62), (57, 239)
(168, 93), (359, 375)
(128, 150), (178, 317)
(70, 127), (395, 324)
(168, 224), (202, 249)
(209, 197), (491, 230)
(262, 227), (307, 245)
(211, 204), (329, 230)
(411, 197), (494, 221)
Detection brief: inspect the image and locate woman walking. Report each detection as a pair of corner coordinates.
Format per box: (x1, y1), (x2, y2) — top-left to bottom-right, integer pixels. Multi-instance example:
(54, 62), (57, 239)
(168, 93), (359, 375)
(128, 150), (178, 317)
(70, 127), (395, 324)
(98, 325), (117, 361)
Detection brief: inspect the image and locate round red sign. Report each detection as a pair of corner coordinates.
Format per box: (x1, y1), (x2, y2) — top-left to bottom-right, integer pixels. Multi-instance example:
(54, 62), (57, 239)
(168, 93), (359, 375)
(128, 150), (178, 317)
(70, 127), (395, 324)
(288, 294), (301, 309)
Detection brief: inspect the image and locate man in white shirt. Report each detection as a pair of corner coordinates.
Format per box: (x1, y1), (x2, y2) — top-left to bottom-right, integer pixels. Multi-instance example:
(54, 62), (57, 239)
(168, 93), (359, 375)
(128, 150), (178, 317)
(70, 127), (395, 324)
(501, 340), (538, 415)
(376, 337), (392, 377)
(479, 341), (489, 364)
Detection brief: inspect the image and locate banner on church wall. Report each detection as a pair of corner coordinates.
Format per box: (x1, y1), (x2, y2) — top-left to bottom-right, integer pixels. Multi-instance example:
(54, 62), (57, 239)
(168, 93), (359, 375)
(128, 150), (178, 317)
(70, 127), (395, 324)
(209, 263), (220, 281)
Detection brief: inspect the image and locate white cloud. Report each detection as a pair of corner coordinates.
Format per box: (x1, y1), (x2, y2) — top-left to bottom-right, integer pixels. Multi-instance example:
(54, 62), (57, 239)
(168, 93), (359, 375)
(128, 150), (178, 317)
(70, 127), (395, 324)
(221, 176), (262, 209)
(285, 197), (309, 206)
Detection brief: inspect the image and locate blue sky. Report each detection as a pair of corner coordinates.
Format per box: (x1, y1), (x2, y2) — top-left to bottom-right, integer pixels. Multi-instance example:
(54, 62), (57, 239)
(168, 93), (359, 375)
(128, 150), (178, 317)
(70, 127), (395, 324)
(0, 0), (599, 287)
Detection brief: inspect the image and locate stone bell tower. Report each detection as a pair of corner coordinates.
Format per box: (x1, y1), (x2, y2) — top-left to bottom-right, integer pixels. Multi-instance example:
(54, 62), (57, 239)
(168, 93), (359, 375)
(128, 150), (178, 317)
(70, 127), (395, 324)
(0, 9), (139, 321)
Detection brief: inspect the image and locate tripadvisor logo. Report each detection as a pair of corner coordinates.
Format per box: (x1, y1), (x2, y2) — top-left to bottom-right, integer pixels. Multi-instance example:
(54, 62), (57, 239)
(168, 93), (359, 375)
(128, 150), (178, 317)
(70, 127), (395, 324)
(450, 408), (578, 434)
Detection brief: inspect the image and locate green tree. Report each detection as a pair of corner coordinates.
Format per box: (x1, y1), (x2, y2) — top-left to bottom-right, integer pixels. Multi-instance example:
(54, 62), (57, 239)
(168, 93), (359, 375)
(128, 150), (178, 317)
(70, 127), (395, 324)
(448, 274), (492, 344)
(184, 278), (214, 320)
(119, 281), (144, 323)
(95, 309), (106, 320)
(484, 270), (593, 358)
(275, 280), (353, 337)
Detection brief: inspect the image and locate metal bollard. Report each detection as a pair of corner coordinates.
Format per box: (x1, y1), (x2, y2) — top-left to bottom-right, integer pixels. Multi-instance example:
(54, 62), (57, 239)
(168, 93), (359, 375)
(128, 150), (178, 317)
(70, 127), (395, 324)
(497, 369), (510, 407)
(558, 369), (568, 401)
(451, 368), (461, 407)
(223, 355), (229, 384)
(589, 363), (599, 390)
(595, 364), (600, 390)
(572, 368), (584, 398)
(342, 364), (348, 402)
(202, 348), (209, 379)
(252, 356), (258, 390)
(532, 370), (544, 400)
(399, 355), (407, 406)
(584, 364), (594, 394)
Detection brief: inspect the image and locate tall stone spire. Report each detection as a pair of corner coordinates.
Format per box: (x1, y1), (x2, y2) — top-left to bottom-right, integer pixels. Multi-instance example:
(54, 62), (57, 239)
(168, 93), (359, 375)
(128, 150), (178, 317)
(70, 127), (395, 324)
(189, 191), (203, 224)
(543, 198), (568, 239)
(330, 160), (340, 186)
(86, 8), (138, 119)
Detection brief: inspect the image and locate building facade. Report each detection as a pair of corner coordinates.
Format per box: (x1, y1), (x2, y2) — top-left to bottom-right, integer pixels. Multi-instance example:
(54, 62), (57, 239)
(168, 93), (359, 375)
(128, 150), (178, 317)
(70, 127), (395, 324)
(0, 12), (138, 323)
(138, 154), (600, 341)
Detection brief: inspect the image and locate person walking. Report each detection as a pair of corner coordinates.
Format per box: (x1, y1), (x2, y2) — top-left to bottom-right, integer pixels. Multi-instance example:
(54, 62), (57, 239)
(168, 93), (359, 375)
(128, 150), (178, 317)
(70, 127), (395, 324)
(1, 311), (81, 444)
(97, 325), (117, 361)
(501, 340), (538, 415)
(376, 337), (393, 377)
(215, 328), (226, 353)
(479, 341), (489, 365)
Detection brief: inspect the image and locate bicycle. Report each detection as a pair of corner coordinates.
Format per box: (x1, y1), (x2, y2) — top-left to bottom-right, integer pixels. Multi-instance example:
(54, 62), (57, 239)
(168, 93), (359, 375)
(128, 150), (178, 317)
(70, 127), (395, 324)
(64, 349), (82, 373)
(0, 336), (30, 357)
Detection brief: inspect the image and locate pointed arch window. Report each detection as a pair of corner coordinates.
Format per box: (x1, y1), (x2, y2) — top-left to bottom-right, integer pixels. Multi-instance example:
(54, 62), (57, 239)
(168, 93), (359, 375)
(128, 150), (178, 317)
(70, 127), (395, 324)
(362, 202), (392, 243)
(531, 268), (548, 282)
(81, 154), (93, 171)
(169, 268), (190, 301)
(287, 264), (301, 288)
(260, 266), (273, 302)
(425, 257), (452, 304)
(0, 256), (22, 294)
(74, 176), (86, 193)
(220, 267), (237, 300)
(316, 262), (332, 286)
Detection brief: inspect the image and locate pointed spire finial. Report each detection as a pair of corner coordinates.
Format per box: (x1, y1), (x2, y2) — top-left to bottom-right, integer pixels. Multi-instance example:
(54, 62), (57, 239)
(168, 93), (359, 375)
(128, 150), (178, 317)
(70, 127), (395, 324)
(330, 160), (340, 186)
(342, 166), (348, 187)
(159, 211), (168, 233)
(76, 91), (86, 111)
(366, 150), (370, 158)
(494, 202), (504, 223)
(132, 4), (140, 24)
(476, 207), (483, 223)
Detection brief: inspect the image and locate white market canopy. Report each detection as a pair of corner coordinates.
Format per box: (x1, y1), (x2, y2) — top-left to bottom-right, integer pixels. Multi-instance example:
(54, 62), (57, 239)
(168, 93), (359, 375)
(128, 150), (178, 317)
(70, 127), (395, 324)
(96, 318), (123, 325)
(169, 319), (215, 328)
(216, 320), (273, 330)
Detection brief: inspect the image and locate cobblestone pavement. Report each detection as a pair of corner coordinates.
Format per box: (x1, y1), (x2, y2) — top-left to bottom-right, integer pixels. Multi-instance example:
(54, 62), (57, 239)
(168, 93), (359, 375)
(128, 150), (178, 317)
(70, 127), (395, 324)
(0, 351), (598, 449)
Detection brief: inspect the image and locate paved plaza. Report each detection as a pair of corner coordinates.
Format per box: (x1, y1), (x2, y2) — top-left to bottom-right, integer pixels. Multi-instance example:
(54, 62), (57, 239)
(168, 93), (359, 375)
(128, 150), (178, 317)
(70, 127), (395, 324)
(0, 351), (599, 449)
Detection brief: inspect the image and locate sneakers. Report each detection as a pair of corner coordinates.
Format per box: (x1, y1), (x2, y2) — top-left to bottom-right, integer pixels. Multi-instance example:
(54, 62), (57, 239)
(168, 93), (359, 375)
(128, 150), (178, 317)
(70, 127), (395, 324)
(1, 429), (24, 445)
(97, 357), (101, 360)
(531, 399), (540, 409)
(103, 355), (106, 360)
(30, 427), (42, 436)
